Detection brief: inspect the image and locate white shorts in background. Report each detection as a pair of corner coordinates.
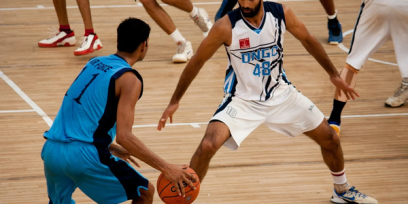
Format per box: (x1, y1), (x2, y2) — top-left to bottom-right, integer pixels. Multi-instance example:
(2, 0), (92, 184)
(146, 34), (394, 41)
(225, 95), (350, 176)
(346, 0), (408, 77)
(211, 86), (325, 150)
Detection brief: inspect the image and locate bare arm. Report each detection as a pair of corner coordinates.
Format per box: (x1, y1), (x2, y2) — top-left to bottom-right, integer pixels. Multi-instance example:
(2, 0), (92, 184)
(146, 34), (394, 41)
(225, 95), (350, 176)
(283, 4), (338, 77)
(158, 16), (232, 130)
(115, 72), (195, 195)
(283, 4), (359, 99)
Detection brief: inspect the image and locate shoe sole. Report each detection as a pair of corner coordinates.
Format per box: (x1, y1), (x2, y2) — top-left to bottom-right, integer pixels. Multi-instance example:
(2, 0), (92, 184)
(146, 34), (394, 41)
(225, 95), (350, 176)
(329, 41), (340, 45)
(38, 42), (76, 47)
(74, 44), (103, 56)
(384, 103), (404, 108)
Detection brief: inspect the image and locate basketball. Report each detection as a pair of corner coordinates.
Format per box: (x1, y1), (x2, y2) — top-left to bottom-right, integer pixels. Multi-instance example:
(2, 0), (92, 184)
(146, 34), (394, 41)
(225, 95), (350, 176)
(157, 168), (200, 204)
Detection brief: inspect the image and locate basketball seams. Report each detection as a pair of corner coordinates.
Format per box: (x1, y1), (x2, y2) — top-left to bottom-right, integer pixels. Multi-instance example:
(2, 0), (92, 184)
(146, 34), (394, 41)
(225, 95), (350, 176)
(159, 180), (173, 196)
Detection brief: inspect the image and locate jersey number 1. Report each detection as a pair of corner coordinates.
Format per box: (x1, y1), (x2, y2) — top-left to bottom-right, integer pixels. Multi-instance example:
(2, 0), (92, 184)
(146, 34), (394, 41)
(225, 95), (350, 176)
(73, 73), (99, 104)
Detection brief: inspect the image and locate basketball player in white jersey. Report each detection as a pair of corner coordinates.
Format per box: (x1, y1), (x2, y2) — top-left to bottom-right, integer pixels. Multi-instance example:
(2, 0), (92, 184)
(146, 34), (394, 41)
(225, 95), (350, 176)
(328, 0), (408, 136)
(158, 0), (378, 203)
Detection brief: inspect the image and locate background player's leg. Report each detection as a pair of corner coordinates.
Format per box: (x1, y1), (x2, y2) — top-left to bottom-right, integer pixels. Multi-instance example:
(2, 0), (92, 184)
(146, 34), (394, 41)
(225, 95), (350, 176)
(190, 121), (231, 182)
(139, 0), (192, 63)
(319, 0), (335, 15)
(305, 120), (378, 203)
(38, 0), (76, 47)
(319, 0), (343, 44)
(53, 0), (70, 29)
(73, 0), (103, 56)
(215, 0), (238, 21)
(76, 0), (93, 32)
(327, 64), (358, 135)
(328, 1), (390, 135)
(161, 0), (193, 12)
(140, 0), (179, 35)
(161, 0), (213, 38)
(132, 182), (155, 204)
(385, 2), (408, 107)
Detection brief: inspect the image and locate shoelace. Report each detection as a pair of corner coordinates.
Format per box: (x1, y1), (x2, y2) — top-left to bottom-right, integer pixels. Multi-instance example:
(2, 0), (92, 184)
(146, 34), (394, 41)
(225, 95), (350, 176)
(348, 186), (367, 198)
(79, 36), (89, 48)
(192, 11), (209, 32)
(393, 84), (408, 97)
(46, 27), (60, 39)
(176, 42), (186, 54)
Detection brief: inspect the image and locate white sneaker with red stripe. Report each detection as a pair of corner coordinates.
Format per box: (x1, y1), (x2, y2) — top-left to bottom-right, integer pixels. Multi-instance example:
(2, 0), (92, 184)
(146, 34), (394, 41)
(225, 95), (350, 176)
(38, 30), (76, 47)
(74, 34), (103, 56)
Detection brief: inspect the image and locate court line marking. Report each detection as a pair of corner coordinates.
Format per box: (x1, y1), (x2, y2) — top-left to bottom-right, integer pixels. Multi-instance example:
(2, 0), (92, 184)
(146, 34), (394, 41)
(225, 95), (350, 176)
(0, 71), (53, 127)
(0, 109), (36, 113)
(132, 112), (408, 128)
(0, 0), (316, 11)
(338, 29), (398, 66)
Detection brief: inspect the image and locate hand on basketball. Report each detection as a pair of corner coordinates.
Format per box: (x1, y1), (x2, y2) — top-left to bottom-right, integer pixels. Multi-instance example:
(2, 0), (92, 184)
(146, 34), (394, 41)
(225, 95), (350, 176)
(157, 103), (179, 131)
(110, 144), (141, 168)
(163, 164), (197, 197)
(330, 76), (360, 100)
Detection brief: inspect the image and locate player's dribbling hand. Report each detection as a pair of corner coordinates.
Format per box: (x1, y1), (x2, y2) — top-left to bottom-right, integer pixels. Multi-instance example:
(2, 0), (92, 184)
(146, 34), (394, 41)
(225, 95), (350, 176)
(157, 103), (179, 131)
(330, 75), (360, 100)
(163, 164), (196, 197)
(110, 144), (141, 168)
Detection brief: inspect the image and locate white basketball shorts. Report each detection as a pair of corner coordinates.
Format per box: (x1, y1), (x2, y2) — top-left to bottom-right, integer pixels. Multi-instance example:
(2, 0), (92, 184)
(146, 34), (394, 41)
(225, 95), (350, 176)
(211, 86), (325, 150)
(347, 0), (408, 77)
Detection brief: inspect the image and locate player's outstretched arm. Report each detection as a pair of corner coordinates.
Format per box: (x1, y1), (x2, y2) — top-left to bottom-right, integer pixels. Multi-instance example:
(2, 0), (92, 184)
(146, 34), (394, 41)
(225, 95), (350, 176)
(283, 4), (359, 100)
(157, 16), (232, 130)
(115, 72), (196, 197)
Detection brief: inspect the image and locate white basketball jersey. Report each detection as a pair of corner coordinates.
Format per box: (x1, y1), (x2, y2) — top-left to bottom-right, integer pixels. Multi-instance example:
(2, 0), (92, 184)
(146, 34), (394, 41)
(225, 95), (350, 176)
(224, 2), (292, 102)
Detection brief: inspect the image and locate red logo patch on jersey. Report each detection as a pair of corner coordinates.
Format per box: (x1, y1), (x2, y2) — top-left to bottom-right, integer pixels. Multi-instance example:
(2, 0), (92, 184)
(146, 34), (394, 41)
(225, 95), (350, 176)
(239, 38), (250, 49)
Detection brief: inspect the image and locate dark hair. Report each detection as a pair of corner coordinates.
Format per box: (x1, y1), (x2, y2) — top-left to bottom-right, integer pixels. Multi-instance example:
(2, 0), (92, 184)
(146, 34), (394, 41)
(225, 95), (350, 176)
(117, 17), (151, 53)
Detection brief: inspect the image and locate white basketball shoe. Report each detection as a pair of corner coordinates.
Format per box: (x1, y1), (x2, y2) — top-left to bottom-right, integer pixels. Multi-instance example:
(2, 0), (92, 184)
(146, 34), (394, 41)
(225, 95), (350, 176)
(385, 82), (408, 107)
(331, 186), (378, 204)
(74, 34), (103, 56)
(191, 8), (213, 38)
(38, 29), (76, 47)
(172, 41), (193, 63)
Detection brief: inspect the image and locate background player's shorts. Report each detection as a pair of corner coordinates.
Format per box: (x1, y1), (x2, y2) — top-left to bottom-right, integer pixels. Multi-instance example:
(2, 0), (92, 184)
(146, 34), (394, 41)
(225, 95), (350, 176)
(41, 140), (149, 204)
(211, 86), (324, 150)
(346, 0), (408, 75)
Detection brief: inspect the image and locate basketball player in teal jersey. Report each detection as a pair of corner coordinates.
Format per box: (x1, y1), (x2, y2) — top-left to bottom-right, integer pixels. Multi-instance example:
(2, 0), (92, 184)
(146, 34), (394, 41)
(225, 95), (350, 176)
(158, 0), (377, 203)
(41, 18), (195, 204)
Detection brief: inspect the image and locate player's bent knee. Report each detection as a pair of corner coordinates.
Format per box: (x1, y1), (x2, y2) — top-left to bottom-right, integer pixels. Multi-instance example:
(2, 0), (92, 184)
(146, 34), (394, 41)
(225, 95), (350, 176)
(200, 137), (219, 156)
(322, 130), (341, 150)
(137, 182), (155, 202)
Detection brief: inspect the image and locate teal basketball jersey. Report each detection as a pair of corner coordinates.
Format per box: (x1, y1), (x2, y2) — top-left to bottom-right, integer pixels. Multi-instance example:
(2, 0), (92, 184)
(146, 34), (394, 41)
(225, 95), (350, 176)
(44, 54), (143, 149)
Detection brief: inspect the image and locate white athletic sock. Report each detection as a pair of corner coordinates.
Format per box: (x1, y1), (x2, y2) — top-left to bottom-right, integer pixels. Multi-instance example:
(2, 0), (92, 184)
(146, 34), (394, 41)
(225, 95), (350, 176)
(170, 29), (186, 44)
(328, 10), (337, 19)
(331, 169), (347, 184)
(190, 6), (199, 18)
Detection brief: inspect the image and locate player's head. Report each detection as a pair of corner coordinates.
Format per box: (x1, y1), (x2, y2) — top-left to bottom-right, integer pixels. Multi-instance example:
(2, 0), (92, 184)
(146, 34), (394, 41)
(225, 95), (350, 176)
(117, 17), (151, 61)
(238, 0), (263, 18)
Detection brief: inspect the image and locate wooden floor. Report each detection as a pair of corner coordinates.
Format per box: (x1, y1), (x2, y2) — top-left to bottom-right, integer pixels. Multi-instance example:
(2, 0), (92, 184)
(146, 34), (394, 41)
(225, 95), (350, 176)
(1, 0), (407, 203)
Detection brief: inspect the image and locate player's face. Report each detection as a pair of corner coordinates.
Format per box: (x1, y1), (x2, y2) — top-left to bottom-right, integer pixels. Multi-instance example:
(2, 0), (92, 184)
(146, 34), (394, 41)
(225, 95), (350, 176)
(238, 0), (262, 18)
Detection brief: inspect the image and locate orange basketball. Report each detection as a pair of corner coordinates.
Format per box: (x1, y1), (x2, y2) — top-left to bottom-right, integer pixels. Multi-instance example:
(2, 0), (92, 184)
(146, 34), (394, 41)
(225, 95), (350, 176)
(157, 168), (200, 204)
